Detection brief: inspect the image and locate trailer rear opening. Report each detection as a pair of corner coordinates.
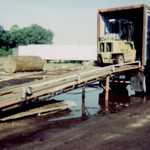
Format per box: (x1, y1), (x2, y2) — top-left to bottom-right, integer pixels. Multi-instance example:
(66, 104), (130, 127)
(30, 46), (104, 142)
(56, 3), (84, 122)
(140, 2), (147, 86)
(97, 4), (150, 93)
(98, 4), (150, 66)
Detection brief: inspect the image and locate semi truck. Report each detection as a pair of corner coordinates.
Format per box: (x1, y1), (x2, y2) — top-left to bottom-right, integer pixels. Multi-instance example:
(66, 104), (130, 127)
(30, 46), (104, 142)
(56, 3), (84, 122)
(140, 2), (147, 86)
(97, 4), (150, 93)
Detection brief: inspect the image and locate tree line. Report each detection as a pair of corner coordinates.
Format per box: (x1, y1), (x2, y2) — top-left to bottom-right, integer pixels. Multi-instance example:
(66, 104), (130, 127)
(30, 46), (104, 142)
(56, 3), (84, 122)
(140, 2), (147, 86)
(0, 24), (54, 56)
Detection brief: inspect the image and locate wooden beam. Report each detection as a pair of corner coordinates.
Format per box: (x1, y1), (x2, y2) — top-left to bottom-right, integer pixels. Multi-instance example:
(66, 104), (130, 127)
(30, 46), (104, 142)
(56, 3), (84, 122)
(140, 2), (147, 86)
(105, 75), (110, 113)
(82, 86), (86, 117)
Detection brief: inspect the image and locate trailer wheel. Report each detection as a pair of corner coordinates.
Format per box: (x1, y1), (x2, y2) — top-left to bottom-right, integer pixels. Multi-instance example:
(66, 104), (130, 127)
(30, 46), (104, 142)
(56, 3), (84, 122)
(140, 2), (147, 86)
(97, 55), (103, 67)
(115, 55), (124, 64)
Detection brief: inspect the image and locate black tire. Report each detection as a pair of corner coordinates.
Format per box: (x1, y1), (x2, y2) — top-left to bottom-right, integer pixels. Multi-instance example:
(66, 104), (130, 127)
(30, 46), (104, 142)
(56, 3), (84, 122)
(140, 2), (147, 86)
(97, 55), (103, 67)
(115, 55), (124, 64)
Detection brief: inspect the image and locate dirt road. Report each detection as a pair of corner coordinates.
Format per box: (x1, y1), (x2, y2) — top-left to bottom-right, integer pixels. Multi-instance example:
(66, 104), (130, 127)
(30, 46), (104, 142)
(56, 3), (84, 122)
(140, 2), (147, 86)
(0, 95), (150, 150)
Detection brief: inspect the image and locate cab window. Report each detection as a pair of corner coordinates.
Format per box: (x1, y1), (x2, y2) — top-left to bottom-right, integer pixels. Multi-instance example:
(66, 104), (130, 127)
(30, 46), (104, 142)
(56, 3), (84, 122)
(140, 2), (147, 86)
(106, 43), (112, 52)
(100, 43), (104, 52)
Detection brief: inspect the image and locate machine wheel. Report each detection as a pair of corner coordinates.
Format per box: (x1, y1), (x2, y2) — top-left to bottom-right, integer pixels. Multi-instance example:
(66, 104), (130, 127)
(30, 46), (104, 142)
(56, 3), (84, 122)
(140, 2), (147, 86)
(97, 55), (103, 67)
(115, 55), (124, 64)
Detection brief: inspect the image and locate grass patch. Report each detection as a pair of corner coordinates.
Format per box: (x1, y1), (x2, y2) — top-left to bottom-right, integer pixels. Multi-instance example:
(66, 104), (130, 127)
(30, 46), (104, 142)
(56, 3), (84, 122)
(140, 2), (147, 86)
(43, 62), (80, 70)
(0, 57), (81, 70)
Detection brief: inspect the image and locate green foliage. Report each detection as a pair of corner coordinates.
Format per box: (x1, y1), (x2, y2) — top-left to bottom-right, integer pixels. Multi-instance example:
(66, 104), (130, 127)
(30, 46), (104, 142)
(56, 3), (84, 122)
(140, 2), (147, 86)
(23, 24), (53, 44)
(10, 24), (54, 46)
(0, 48), (12, 57)
(0, 24), (54, 57)
(0, 25), (4, 32)
(10, 25), (19, 32)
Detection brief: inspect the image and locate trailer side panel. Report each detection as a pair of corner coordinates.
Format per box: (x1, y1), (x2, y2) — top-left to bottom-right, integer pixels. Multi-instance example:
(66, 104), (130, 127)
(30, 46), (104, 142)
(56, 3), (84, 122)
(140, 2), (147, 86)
(145, 8), (150, 66)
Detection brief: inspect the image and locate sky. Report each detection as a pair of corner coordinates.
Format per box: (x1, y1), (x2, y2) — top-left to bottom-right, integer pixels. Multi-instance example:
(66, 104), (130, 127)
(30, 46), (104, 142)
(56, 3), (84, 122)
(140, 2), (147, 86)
(0, 0), (150, 45)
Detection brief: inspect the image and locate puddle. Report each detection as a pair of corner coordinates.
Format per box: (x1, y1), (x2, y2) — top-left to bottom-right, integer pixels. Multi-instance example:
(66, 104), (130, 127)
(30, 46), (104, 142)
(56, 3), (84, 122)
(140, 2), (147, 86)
(52, 85), (103, 121)
(51, 83), (147, 121)
(0, 83), (147, 122)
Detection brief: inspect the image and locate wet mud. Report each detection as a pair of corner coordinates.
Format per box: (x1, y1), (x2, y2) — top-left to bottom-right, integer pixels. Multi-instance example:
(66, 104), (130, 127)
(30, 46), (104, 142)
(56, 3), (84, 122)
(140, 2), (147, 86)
(0, 83), (146, 121)
(0, 66), (81, 89)
(0, 79), (150, 149)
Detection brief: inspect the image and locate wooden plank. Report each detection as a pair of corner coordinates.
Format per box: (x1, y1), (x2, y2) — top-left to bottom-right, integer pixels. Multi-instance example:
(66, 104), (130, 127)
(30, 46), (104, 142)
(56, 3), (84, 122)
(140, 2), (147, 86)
(0, 101), (77, 121)
(0, 97), (25, 108)
(0, 66), (95, 95)
(0, 71), (44, 83)
(105, 75), (110, 113)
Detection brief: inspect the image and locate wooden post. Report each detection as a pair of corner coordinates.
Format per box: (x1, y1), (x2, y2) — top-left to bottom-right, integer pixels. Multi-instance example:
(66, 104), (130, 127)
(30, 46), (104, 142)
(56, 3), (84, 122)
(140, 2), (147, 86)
(143, 95), (146, 103)
(82, 86), (86, 117)
(105, 75), (110, 113)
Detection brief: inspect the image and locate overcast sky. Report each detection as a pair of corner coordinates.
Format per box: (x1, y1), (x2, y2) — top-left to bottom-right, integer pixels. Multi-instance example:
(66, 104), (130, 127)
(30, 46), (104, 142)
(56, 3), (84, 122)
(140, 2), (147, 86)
(0, 0), (150, 45)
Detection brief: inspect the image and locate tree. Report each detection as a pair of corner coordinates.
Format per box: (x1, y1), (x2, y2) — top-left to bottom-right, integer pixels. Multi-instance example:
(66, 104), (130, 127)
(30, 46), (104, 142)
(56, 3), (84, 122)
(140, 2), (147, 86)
(0, 26), (8, 49)
(23, 24), (54, 44)
(0, 25), (12, 56)
(0, 24), (54, 56)
(0, 25), (4, 31)
(9, 24), (54, 46)
(10, 25), (19, 32)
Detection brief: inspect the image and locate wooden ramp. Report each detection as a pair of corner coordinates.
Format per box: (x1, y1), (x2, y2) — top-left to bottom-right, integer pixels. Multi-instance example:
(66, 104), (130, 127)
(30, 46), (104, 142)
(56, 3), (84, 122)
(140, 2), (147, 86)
(0, 61), (141, 111)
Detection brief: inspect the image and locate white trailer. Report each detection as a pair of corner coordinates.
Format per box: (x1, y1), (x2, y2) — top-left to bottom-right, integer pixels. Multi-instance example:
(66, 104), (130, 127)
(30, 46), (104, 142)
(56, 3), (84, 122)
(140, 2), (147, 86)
(13, 45), (97, 62)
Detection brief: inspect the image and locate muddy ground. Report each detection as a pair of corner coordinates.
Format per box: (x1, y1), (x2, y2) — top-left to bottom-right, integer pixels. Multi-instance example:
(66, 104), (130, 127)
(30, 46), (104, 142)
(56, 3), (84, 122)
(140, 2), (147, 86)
(0, 62), (150, 150)
(0, 94), (150, 150)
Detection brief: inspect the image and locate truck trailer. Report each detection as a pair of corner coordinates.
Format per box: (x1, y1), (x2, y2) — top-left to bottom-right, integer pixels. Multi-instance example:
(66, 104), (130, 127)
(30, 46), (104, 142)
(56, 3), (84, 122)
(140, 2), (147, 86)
(97, 4), (150, 93)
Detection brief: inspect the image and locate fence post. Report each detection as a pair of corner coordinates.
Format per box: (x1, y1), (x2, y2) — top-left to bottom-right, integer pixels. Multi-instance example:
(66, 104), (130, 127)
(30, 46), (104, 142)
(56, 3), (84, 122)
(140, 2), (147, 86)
(105, 75), (110, 113)
(82, 86), (86, 117)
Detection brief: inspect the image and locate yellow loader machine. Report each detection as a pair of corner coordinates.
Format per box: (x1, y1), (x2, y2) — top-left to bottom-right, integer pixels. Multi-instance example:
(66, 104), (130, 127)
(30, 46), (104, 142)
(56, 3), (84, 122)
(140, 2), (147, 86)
(97, 19), (136, 66)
